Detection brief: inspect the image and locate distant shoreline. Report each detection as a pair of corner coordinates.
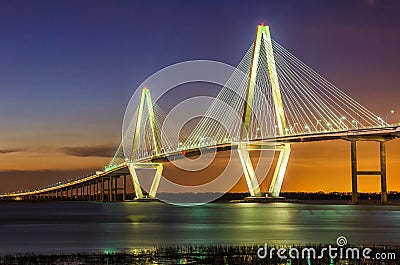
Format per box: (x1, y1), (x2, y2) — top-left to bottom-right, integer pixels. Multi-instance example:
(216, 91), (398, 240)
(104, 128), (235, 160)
(2, 192), (400, 204)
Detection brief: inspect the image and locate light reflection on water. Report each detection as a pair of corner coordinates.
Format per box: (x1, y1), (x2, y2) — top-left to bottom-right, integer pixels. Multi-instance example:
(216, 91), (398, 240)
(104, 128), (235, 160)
(0, 201), (399, 254)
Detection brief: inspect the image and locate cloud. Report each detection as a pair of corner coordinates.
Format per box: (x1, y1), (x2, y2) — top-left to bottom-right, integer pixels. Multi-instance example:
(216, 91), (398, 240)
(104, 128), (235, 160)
(0, 148), (25, 154)
(0, 169), (101, 193)
(61, 145), (116, 158)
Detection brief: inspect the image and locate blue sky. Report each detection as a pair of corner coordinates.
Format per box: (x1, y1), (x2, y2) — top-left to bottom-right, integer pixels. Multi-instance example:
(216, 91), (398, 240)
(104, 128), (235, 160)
(1, 0), (399, 192)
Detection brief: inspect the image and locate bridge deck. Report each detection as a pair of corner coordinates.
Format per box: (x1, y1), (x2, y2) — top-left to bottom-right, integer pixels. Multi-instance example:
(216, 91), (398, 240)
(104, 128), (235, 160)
(1, 126), (398, 199)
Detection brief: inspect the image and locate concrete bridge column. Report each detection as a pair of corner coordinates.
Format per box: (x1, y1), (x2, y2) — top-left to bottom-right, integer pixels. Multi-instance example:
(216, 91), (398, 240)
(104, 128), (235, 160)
(111, 178), (114, 201)
(350, 139), (389, 204)
(95, 180), (98, 201)
(91, 182), (94, 200)
(127, 163), (144, 199)
(114, 177), (118, 201)
(110, 177), (114, 201)
(237, 142), (262, 197)
(380, 141), (387, 203)
(351, 140), (359, 204)
(122, 175), (126, 201)
(108, 177), (112, 202)
(87, 184), (90, 201)
(93, 182), (99, 201)
(91, 182), (93, 201)
(269, 143), (291, 197)
(94, 181), (98, 201)
(101, 178), (104, 202)
(111, 177), (115, 202)
(149, 164), (163, 198)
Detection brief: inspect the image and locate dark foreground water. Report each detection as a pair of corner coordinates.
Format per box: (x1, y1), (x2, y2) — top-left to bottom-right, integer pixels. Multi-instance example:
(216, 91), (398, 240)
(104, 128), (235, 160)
(0, 201), (400, 254)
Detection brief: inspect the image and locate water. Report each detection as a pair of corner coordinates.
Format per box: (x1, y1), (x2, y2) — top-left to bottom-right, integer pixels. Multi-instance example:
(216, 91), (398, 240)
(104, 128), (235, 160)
(0, 201), (400, 254)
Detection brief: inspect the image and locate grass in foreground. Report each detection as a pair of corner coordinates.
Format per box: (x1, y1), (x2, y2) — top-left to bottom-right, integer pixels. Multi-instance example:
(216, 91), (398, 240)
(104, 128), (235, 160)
(0, 245), (398, 264)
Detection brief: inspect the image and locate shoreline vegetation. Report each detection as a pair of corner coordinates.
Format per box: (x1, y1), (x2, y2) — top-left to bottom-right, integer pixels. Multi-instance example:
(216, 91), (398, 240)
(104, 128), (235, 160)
(1, 195), (399, 264)
(2, 192), (400, 203)
(0, 245), (399, 264)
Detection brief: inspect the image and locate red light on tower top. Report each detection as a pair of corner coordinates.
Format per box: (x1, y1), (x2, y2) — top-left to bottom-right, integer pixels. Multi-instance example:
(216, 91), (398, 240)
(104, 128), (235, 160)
(259, 21), (266, 26)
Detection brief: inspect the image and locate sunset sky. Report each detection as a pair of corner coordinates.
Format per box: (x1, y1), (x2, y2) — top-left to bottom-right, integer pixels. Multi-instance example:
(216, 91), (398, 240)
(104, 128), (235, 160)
(0, 0), (399, 193)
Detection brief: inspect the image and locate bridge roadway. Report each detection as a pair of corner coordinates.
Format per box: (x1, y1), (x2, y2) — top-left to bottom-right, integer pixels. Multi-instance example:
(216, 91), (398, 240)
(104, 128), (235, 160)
(1, 125), (399, 201)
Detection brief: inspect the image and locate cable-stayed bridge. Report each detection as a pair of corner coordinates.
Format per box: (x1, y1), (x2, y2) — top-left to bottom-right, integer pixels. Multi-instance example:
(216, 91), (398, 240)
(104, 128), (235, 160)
(1, 25), (399, 204)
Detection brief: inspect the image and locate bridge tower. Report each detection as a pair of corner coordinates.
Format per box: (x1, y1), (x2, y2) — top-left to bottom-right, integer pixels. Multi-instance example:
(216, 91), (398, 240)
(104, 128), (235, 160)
(240, 24), (291, 197)
(128, 87), (164, 199)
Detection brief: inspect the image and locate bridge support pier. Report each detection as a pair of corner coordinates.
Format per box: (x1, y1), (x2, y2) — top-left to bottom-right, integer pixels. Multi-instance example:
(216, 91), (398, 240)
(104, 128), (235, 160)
(349, 139), (390, 204)
(351, 141), (358, 204)
(240, 142), (291, 198)
(114, 177), (118, 201)
(128, 164), (143, 199)
(89, 183), (92, 201)
(123, 175), (127, 201)
(238, 142), (262, 197)
(100, 178), (104, 201)
(380, 141), (388, 203)
(108, 177), (112, 202)
(149, 164), (163, 198)
(95, 181), (99, 201)
(128, 162), (163, 199)
(269, 143), (291, 197)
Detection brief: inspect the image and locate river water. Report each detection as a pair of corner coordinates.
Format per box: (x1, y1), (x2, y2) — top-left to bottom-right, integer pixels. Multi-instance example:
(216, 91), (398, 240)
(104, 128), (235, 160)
(0, 201), (399, 254)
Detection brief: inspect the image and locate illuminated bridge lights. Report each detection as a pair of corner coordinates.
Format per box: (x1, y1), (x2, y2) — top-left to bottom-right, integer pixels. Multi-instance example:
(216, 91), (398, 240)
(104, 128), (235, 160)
(1, 25), (399, 201)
